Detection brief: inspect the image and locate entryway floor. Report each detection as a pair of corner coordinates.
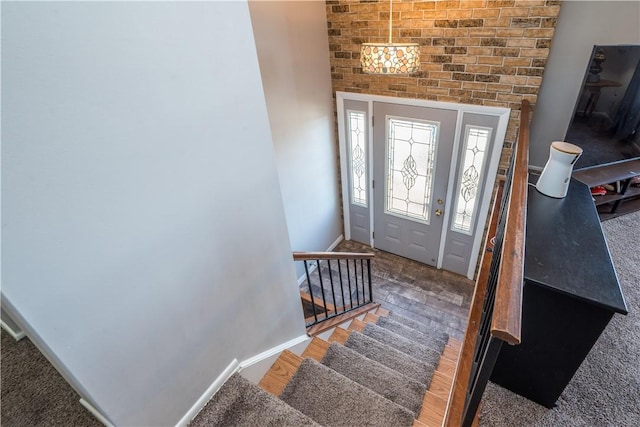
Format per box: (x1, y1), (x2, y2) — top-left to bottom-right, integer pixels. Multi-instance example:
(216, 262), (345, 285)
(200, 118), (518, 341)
(334, 240), (474, 339)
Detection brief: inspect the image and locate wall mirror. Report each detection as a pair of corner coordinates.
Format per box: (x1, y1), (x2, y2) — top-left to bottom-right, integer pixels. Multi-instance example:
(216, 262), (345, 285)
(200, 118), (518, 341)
(566, 45), (640, 169)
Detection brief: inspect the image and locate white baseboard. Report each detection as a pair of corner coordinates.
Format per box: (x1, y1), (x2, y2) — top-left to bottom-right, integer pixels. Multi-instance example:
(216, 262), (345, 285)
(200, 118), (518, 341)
(327, 234), (344, 252)
(175, 359), (240, 427)
(296, 234), (344, 285)
(80, 399), (114, 427)
(238, 334), (310, 384)
(0, 319), (26, 341)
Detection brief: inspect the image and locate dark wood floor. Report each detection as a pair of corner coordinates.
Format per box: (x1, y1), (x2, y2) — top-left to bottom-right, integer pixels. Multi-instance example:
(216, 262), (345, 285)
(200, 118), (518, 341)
(334, 240), (474, 339)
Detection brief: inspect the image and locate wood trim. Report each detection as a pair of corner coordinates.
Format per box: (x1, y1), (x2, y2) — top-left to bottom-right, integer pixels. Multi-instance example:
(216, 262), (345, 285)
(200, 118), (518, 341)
(293, 251), (375, 261)
(490, 99), (529, 345)
(445, 182), (504, 427)
(258, 350), (302, 397)
(305, 302), (380, 336)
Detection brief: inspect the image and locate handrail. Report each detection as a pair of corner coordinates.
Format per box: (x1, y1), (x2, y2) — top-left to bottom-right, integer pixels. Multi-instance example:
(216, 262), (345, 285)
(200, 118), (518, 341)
(445, 100), (530, 426)
(293, 251), (375, 261)
(490, 99), (529, 345)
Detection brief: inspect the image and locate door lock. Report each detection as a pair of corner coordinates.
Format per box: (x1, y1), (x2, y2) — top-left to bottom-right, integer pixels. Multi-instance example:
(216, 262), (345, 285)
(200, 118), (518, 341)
(435, 208), (443, 216)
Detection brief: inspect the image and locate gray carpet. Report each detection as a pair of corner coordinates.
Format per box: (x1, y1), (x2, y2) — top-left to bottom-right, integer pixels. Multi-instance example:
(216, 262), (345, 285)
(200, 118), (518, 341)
(344, 331), (435, 386)
(191, 373), (318, 427)
(280, 358), (416, 427)
(479, 210), (640, 426)
(0, 329), (100, 427)
(363, 322), (444, 362)
(389, 310), (458, 339)
(377, 315), (449, 351)
(320, 342), (426, 415)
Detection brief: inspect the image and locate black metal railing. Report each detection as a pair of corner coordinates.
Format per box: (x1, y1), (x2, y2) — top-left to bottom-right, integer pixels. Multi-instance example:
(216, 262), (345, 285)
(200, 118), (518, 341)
(461, 155), (515, 426)
(293, 252), (374, 327)
(447, 101), (528, 427)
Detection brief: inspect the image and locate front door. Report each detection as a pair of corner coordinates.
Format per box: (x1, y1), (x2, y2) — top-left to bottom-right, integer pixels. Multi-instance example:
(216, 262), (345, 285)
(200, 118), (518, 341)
(372, 103), (457, 266)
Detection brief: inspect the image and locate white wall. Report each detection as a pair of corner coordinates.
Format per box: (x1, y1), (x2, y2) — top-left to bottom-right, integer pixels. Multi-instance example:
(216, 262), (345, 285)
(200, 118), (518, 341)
(249, 1), (343, 270)
(1, 2), (306, 425)
(529, 1), (640, 167)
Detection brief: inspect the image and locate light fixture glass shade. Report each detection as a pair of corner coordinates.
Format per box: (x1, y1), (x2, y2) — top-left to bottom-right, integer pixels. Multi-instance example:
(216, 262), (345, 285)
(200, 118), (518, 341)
(360, 43), (420, 74)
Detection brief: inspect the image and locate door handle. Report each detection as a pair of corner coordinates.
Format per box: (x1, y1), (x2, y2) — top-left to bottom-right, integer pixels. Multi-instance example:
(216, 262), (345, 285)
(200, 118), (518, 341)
(435, 208), (443, 216)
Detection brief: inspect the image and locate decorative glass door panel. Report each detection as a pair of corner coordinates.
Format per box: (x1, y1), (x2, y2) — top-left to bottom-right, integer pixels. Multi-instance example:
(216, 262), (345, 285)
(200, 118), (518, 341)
(386, 117), (439, 224)
(452, 125), (491, 234)
(344, 99), (371, 245)
(348, 110), (368, 207)
(373, 103), (456, 266)
(442, 113), (499, 276)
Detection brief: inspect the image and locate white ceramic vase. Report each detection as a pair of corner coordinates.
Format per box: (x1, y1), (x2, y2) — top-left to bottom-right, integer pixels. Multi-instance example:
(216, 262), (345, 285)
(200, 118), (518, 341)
(536, 141), (583, 198)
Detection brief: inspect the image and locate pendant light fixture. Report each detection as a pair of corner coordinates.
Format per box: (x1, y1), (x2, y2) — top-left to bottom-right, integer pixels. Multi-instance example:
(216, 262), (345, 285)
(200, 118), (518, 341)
(360, 0), (420, 74)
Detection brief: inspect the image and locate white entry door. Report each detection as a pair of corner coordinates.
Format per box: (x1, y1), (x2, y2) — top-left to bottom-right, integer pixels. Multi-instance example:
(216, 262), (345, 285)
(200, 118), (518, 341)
(372, 103), (457, 266)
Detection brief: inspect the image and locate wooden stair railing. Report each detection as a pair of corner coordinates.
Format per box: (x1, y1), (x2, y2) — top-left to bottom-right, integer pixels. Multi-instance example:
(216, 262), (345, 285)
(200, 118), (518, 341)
(293, 251), (375, 331)
(445, 100), (530, 427)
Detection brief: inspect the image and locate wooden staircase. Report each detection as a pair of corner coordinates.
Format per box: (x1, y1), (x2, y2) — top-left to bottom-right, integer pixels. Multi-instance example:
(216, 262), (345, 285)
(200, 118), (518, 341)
(258, 306), (465, 427)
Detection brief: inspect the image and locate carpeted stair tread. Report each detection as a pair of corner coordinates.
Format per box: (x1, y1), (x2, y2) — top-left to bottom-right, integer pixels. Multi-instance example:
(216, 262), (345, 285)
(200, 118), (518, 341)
(388, 311), (451, 337)
(190, 373), (319, 427)
(321, 342), (426, 415)
(280, 358), (415, 427)
(344, 331), (434, 386)
(376, 316), (449, 353)
(362, 322), (443, 364)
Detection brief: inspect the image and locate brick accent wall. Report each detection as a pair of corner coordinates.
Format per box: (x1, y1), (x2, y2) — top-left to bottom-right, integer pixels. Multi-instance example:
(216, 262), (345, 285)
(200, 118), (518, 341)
(326, 0), (561, 172)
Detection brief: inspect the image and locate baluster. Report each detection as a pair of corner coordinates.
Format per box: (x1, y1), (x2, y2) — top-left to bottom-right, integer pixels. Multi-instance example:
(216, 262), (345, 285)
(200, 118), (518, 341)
(338, 260), (346, 314)
(316, 260), (329, 319)
(327, 259), (337, 317)
(346, 260), (354, 309)
(353, 259), (360, 306)
(303, 260), (318, 324)
(367, 259), (373, 304)
(360, 259), (365, 304)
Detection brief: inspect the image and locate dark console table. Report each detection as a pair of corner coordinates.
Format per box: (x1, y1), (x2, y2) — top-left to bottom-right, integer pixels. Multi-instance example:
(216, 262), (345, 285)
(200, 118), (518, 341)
(490, 178), (628, 408)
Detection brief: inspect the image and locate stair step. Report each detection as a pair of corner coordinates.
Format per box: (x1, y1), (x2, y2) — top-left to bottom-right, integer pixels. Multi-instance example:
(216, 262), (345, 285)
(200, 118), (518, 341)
(301, 337), (330, 362)
(344, 331), (435, 387)
(363, 312), (380, 323)
(428, 371), (454, 402)
(376, 316), (449, 353)
(443, 339), (462, 362)
(280, 358), (415, 427)
(361, 322), (442, 366)
(348, 317), (367, 332)
(389, 311), (453, 338)
(389, 305), (467, 339)
(306, 302), (380, 336)
(328, 326), (350, 344)
(416, 391), (448, 426)
(258, 350), (302, 396)
(376, 307), (390, 317)
(321, 342), (426, 415)
(191, 373), (319, 427)
(437, 354), (458, 377)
